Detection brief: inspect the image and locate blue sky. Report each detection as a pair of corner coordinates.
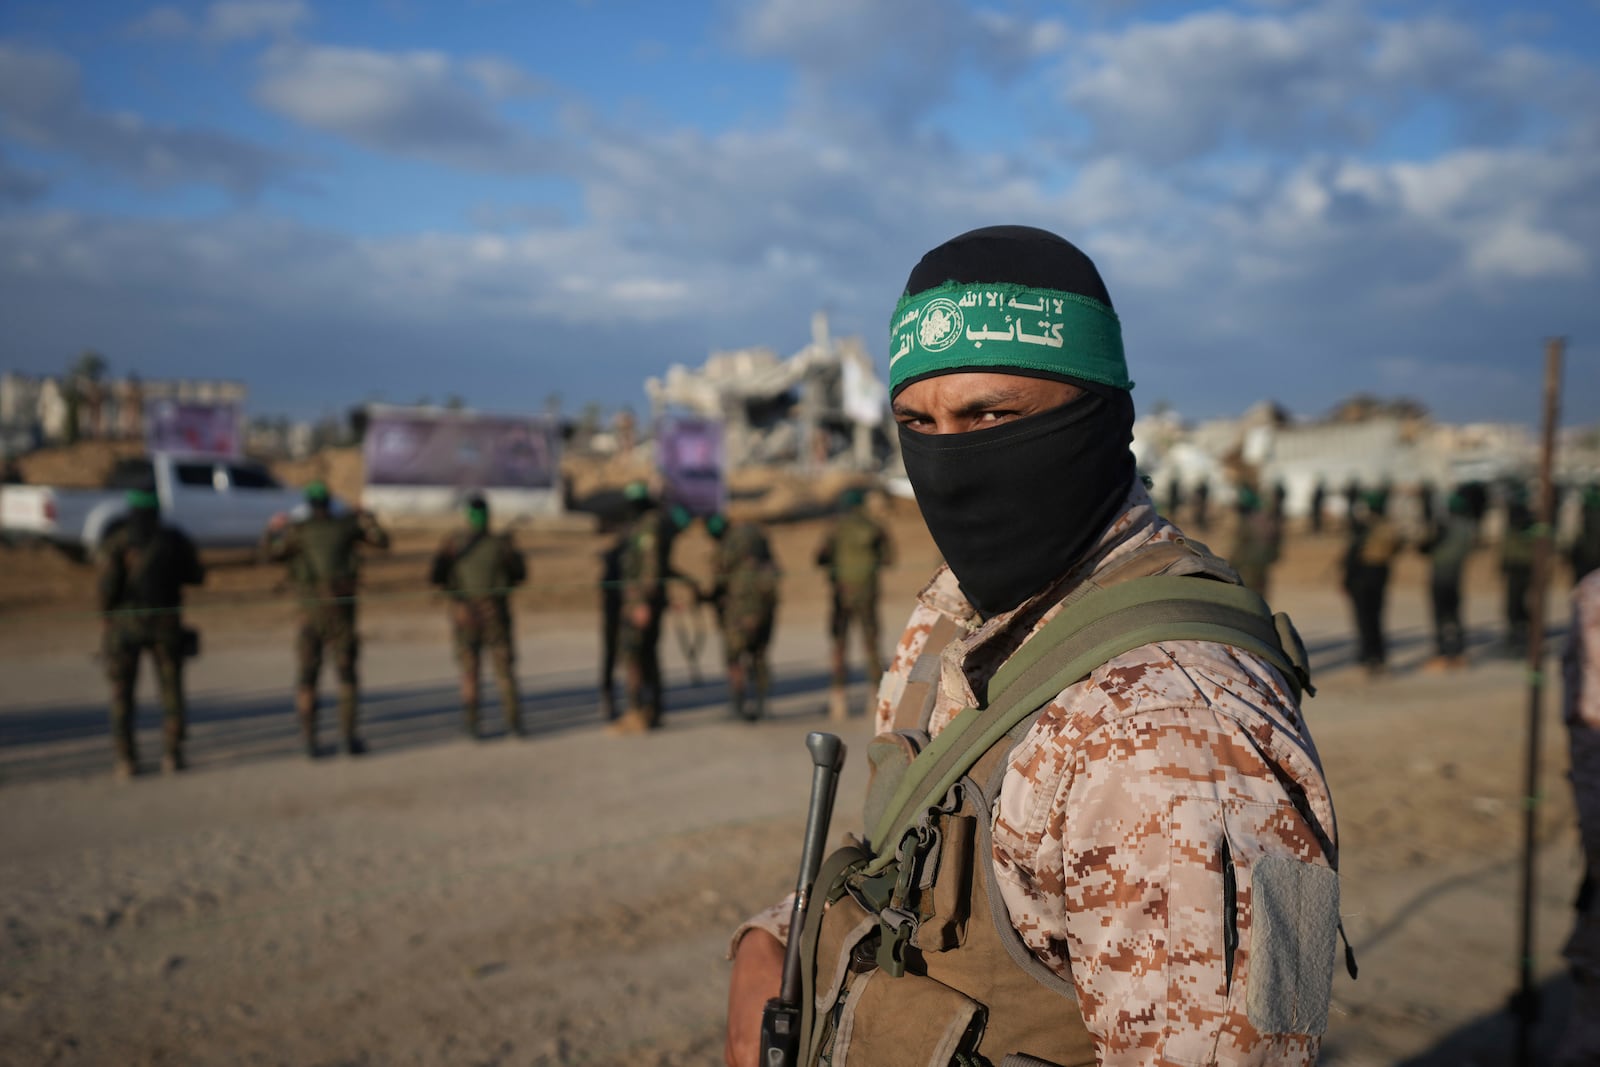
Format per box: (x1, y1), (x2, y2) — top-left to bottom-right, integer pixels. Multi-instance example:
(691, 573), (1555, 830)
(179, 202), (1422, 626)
(1, 0), (1597, 424)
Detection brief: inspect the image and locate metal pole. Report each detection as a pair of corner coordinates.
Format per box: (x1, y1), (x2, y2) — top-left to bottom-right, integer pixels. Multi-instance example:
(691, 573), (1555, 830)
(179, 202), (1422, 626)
(1514, 336), (1564, 1066)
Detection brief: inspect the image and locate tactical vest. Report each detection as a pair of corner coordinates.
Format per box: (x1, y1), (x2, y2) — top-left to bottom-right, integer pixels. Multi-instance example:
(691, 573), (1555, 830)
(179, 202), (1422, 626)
(797, 539), (1319, 1067)
(829, 513), (885, 587)
(443, 533), (521, 600)
(294, 515), (362, 595)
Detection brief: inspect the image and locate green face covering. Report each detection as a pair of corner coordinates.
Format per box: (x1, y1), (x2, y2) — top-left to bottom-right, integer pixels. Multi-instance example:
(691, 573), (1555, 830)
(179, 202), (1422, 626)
(467, 507), (489, 531)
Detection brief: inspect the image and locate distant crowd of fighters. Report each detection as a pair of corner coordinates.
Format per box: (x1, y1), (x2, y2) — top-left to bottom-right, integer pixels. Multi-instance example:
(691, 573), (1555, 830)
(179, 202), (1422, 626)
(94, 480), (893, 778)
(1174, 474), (1600, 678)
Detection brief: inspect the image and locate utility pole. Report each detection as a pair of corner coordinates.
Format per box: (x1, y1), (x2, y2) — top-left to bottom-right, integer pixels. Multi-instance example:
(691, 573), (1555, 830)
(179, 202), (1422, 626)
(1513, 336), (1564, 1066)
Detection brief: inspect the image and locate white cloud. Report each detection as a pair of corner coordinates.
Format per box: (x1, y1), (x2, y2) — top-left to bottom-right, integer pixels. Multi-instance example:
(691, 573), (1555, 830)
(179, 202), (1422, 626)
(0, 42), (291, 196)
(130, 0), (309, 43)
(730, 0), (1051, 133)
(1057, 4), (1586, 164)
(255, 45), (553, 171)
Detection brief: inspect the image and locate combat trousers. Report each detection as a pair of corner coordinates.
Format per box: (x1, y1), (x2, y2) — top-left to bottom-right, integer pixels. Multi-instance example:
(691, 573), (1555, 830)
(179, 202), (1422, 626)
(453, 598), (520, 736)
(619, 601), (665, 727)
(1430, 577), (1465, 658)
(600, 588), (622, 720)
(296, 600), (361, 744)
(1346, 566), (1389, 668)
(1504, 564), (1532, 655)
(829, 583), (883, 690)
(105, 619), (187, 766)
(721, 609), (774, 721)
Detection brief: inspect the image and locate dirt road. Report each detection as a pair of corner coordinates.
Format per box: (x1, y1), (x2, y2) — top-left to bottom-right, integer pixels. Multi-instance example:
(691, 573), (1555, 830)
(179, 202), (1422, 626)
(0, 518), (1590, 1065)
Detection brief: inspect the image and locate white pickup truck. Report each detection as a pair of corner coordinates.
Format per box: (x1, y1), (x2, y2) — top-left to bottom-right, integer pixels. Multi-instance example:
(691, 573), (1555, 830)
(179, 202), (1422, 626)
(0, 452), (307, 560)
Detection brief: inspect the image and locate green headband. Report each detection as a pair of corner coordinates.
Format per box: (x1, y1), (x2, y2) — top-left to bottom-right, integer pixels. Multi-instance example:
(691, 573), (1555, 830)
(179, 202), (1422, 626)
(126, 489), (159, 510)
(888, 282), (1132, 395)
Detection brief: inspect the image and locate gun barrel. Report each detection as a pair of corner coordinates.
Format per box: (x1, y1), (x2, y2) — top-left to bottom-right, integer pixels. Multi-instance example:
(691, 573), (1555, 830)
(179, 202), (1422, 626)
(777, 731), (846, 1008)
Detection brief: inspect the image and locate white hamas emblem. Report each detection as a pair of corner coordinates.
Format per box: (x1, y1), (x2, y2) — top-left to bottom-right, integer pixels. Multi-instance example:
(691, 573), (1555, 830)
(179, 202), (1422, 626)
(917, 298), (963, 352)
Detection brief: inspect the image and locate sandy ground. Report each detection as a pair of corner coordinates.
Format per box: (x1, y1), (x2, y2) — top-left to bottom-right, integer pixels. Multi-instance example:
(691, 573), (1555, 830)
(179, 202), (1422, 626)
(0, 507), (1591, 1066)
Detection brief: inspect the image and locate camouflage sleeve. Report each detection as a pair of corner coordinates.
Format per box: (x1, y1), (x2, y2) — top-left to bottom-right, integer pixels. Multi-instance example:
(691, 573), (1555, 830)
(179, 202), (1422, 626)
(815, 529), (834, 571)
(428, 537), (455, 588)
(96, 533), (126, 614)
(727, 895), (794, 959)
(359, 512), (391, 550)
(1567, 573), (1600, 730)
(504, 537), (527, 587)
(993, 642), (1336, 1066)
(872, 599), (945, 734)
(261, 522), (297, 563)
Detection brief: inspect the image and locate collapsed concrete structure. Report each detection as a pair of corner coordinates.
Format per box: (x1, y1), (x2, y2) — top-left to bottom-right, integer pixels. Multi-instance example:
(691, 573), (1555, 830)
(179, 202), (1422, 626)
(644, 312), (893, 472)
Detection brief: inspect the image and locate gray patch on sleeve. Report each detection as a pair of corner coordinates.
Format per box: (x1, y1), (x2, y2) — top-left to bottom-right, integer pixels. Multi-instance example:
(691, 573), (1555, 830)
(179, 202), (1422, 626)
(1247, 855), (1340, 1035)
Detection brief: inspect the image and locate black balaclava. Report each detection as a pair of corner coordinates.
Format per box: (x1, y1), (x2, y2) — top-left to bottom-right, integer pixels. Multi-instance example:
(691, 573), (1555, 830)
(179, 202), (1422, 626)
(895, 226), (1136, 618)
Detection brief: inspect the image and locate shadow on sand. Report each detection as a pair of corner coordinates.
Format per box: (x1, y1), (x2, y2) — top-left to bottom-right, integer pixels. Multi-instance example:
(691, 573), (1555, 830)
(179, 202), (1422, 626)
(1333, 972), (1575, 1066)
(0, 665), (845, 785)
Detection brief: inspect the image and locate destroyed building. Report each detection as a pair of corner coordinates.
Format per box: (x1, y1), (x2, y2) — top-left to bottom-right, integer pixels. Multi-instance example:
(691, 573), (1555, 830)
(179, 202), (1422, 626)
(644, 312), (895, 472)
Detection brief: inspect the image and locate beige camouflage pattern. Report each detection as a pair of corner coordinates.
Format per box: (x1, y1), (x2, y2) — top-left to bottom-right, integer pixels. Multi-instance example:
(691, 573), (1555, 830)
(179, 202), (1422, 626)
(736, 483), (1340, 1065)
(1558, 570), (1600, 1066)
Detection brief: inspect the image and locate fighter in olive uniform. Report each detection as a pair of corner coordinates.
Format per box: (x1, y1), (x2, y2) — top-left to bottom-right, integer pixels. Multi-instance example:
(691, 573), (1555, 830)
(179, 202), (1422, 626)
(704, 513), (780, 721)
(1420, 490), (1476, 670)
(1228, 484), (1282, 600)
(429, 494), (527, 739)
(1342, 489), (1402, 676)
(261, 482), (390, 757)
(815, 487), (893, 720)
(1502, 487), (1537, 657)
(97, 489), (205, 777)
(607, 486), (688, 734)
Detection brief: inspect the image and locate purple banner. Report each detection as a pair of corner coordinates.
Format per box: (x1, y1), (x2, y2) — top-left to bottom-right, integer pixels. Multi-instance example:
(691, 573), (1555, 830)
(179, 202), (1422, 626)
(657, 415), (725, 516)
(364, 410), (559, 489)
(144, 400), (242, 456)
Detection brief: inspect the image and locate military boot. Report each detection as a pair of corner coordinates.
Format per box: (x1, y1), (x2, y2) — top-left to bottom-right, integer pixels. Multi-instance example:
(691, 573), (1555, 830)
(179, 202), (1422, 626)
(463, 703), (481, 741)
(605, 707), (653, 735)
(295, 686), (319, 759)
(338, 684), (366, 756)
(161, 718), (186, 774)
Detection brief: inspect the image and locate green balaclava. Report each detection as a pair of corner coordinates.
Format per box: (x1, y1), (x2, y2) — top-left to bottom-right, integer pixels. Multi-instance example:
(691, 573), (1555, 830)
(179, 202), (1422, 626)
(1236, 486), (1261, 514)
(837, 487), (866, 512)
(705, 513), (729, 539)
(465, 494), (489, 531)
(304, 481), (331, 509)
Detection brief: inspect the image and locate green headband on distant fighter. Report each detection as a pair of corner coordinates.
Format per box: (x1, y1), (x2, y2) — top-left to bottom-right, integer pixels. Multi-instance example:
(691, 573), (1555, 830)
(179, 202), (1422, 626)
(888, 282), (1132, 396)
(126, 489), (159, 511)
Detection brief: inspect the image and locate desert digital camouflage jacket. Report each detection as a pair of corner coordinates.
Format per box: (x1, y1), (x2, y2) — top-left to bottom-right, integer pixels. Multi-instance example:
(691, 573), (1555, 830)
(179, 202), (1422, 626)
(1567, 570), (1600, 733)
(738, 482), (1342, 1066)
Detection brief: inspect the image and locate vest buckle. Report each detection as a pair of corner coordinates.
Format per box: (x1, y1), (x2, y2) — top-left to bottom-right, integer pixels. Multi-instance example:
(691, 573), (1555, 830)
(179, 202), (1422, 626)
(876, 907), (918, 977)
